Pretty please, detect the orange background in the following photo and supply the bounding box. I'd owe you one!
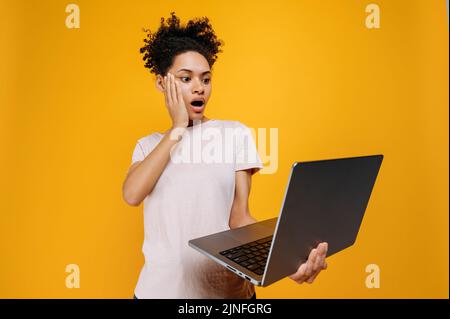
[0,0,448,298]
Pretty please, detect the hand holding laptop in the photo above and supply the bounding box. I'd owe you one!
[189,155,383,287]
[289,242,328,284]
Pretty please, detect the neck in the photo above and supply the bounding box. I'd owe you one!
[188,117,209,127]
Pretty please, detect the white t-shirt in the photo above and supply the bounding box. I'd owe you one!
[130,119,264,299]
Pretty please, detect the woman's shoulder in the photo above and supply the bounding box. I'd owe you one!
[213,119,248,129]
[135,131,164,149]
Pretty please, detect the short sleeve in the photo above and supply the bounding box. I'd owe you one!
[131,140,145,165]
[130,133,162,165]
[234,122,264,175]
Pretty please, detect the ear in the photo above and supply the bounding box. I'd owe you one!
[155,74,165,92]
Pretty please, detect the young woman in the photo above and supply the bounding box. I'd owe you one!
[122,12,328,299]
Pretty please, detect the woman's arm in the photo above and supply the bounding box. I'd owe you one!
[122,129,182,206]
[123,73,188,207]
[229,169,258,228]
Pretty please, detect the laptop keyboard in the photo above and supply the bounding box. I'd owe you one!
[219,236,273,276]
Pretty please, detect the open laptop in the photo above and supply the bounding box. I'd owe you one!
[188,154,384,286]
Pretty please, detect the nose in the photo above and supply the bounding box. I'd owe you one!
[192,78,205,94]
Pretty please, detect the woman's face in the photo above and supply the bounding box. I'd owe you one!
[156,51,212,122]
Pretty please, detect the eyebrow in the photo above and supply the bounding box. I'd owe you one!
[176,68,211,75]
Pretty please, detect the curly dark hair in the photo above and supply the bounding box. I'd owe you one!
[140,12,224,76]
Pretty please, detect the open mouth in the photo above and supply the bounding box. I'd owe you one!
[190,100,204,107]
